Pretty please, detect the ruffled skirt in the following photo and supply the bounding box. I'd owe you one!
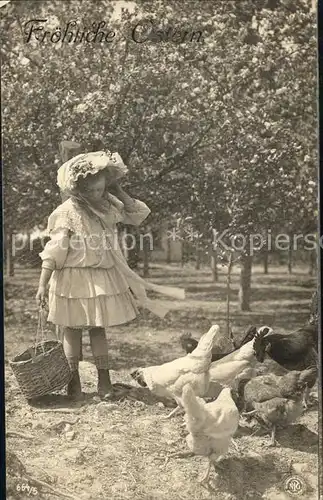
[47,267,139,327]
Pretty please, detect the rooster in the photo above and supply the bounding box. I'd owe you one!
[181,384,240,486]
[237,366,317,446]
[254,324,318,408]
[131,324,220,418]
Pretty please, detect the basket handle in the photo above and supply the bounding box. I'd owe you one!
[34,306,47,354]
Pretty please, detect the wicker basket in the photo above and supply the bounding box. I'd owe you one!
[9,340,72,399]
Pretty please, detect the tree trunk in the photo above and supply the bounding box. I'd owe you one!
[6,233,15,277]
[287,239,293,274]
[127,228,139,270]
[166,237,171,264]
[239,252,253,311]
[79,336,83,361]
[195,243,201,270]
[263,247,269,274]
[211,247,218,282]
[309,248,316,276]
[143,236,150,277]
[181,240,185,268]
[226,252,234,345]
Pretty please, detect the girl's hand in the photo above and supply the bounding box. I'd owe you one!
[108,182,121,196]
[36,285,48,308]
[109,183,135,209]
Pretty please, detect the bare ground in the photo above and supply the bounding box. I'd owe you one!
[4,264,321,500]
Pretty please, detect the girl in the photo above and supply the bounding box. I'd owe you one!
[36,151,184,401]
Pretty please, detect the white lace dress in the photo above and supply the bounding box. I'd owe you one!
[39,197,150,328]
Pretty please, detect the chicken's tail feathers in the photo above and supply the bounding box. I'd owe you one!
[191,324,220,357]
[298,365,318,388]
[240,325,258,346]
[180,333,199,354]
[180,332,192,340]
[235,378,250,412]
[252,330,267,363]
[130,369,147,388]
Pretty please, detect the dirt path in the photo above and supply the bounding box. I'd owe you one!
[5,265,320,500]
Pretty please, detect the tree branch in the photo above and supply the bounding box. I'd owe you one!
[129,119,233,189]
[1,46,42,69]
[125,82,179,163]
[110,37,130,125]
[124,102,151,163]
[187,43,314,99]
[149,121,216,183]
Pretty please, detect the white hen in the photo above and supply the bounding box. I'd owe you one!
[182,384,240,485]
[131,324,220,418]
[206,330,267,397]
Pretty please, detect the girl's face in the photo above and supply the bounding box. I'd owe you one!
[82,172,106,202]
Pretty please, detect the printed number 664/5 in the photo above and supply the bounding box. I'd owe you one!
[16,483,38,496]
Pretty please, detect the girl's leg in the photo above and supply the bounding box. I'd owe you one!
[63,327,83,400]
[89,327,113,399]
[63,327,82,369]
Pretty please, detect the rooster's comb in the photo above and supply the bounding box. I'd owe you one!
[258,326,273,336]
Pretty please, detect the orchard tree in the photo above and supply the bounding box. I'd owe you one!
[152,0,317,309]
[1,0,222,272]
[1,0,317,310]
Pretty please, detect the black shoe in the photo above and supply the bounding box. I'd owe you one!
[97,369,114,400]
[67,371,83,401]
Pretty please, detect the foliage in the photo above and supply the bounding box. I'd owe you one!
[1,0,317,265]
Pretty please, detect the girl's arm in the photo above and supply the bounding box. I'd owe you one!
[109,183,151,226]
[111,184,136,210]
[39,267,54,287]
[36,267,53,307]
[36,228,70,306]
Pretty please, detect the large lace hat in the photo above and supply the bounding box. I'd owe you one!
[57,150,128,192]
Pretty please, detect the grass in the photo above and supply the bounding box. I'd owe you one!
[4,263,320,500]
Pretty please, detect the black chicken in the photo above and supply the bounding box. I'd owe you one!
[255,325,317,370]
[180,325,258,362]
[253,322,318,409]
[253,291,319,408]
